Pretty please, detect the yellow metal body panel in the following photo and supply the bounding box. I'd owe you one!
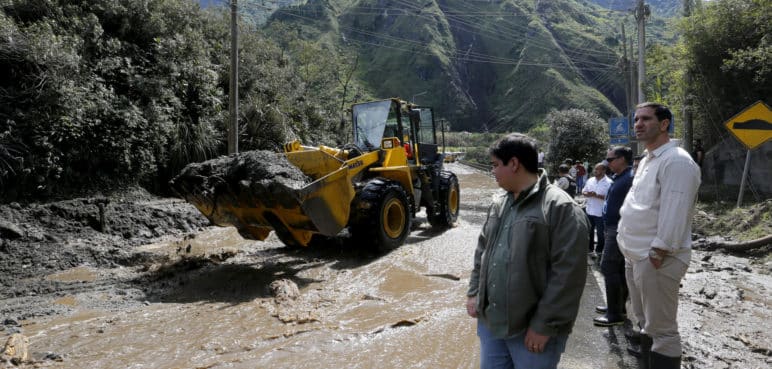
[213,143,388,246]
[203,139,416,247]
[373,138,414,192]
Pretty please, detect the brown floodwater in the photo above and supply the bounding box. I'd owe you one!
[19,164,642,369]
[20,165,498,369]
[14,163,770,369]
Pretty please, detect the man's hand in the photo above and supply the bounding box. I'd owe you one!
[649,247,667,269]
[525,328,550,353]
[466,296,477,318]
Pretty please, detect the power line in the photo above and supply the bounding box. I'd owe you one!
[245,2,618,71]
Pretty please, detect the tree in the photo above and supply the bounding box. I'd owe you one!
[545,109,609,174]
[680,0,771,147]
[0,0,355,200]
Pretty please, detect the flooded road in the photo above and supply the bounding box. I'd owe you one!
[18,163,638,368]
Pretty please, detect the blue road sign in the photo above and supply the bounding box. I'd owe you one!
[609,117,629,137]
[610,137,629,145]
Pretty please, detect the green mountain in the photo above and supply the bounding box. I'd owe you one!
[263,0,668,132]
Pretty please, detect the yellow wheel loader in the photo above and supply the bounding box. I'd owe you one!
[171,98,459,250]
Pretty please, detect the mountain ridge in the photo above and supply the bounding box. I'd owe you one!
[214,0,682,132]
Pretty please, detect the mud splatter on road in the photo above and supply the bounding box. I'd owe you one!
[0,164,769,368]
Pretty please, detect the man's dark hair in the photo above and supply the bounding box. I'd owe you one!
[611,146,633,165]
[636,102,673,129]
[488,133,539,173]
[558,164,570,174]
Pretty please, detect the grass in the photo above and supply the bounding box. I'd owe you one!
[694,199,772,241]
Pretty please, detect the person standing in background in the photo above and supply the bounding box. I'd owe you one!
[594,146,634,328]
[691,139,704,167]
[583,163,612,258]
[555,164,577,197]
[567,159,577,179]
[618,103,700,368]
[575,160,587,194]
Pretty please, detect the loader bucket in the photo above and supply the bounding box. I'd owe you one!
[171,148,363,247]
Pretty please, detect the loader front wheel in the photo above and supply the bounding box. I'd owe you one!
[351,179,411,250]
[428,171,459,229]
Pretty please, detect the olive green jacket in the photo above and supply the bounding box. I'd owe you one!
[467,171,589,337]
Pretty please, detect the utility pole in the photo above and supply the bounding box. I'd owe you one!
[629,35,639,153]
[629,37,636,108]
[635,0,648,103]
[682,0,694,152]
[228,0,239,154]
[621,24,630,119]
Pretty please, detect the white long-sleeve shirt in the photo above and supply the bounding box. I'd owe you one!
[617,141,701,264]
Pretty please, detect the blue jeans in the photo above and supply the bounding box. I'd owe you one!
[477,321,568,369]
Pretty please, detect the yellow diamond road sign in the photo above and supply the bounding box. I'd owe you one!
[724,101,772,150]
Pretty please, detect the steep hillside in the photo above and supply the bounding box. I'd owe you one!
[261,0,632,132]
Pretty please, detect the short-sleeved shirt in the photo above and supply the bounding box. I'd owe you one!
[584,175,612,217]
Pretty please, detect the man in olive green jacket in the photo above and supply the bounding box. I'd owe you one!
[466,133,589,369]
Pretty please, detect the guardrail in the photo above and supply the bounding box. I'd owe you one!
[458,160,492,175]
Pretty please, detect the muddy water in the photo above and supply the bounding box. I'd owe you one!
[20,164,499,368]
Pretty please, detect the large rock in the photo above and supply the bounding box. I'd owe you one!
[169,150,313,229]
[0,220,24,239]
[1,333,29,365]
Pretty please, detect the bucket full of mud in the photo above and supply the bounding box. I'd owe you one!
[170,147,366,247]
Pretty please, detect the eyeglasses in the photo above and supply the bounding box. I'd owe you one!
[605,157,619,162]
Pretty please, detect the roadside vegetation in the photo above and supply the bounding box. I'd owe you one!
[694,199,772,242]
[0,0,367,201]
[0,0,768,203]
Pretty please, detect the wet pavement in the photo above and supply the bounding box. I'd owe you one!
[17,163,641,368]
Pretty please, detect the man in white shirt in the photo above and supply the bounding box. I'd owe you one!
[582,163,612,257]
[618,102,700,369]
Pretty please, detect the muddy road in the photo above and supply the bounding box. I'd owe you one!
[2,163,770,368]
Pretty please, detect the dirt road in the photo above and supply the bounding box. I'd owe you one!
[1,163,769,368]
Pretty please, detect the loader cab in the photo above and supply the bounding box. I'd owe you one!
[408,107,440,165]
[352,99,401,152]
[351,99,440,165]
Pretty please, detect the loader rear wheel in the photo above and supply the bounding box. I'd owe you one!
[351,178,411,250]
[428,171,459,229]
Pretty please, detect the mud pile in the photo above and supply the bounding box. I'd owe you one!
[169,151,312,235]
[0,187,210,319]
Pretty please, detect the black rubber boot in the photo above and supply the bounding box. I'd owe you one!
[595,305,607,314]
[624,325,642,345]
[650,351,681,369]
[639,334,653,369]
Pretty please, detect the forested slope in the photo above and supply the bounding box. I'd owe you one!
[263,0,633,132]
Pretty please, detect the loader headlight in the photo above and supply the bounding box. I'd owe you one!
[382,139,394,149]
